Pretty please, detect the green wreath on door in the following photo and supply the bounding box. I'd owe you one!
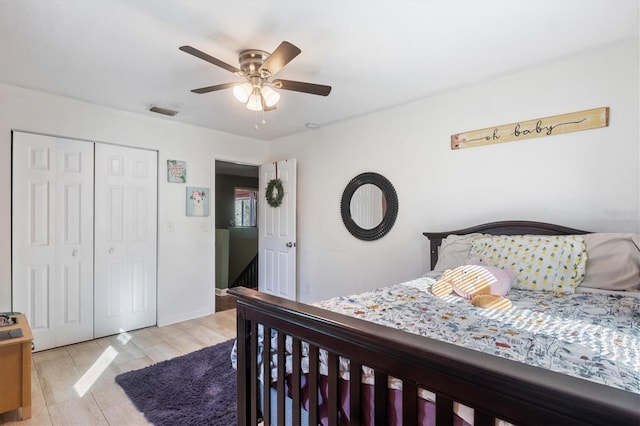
[265,178,284,207]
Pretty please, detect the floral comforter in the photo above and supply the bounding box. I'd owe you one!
[313,276,640,394]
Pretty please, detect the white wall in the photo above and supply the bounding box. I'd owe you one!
[270,38,640,303]
[0,84,269,324]
[2,38,638,319]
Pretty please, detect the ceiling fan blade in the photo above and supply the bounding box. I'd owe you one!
[191,82,236,94]
[179,45,241,74]
[273,79,332,96]
[259,41,301,77]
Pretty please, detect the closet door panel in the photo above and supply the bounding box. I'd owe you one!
[28,266,51,330]
[13,133,94,351]
[13,133,56,350]
[53,138,94,347]
[106,261,125,317]
[128,150,157,329]
[128,149,157,329]
[132,258,148,313]
[95,148,128,337]
[29,181,50,246]
[95,144,157,338]
[62,263,80,320]
[54,139,94,346]
[107,185,125,241]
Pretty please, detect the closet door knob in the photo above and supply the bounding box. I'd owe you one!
[108,247,115,254]
[72,250,78,257]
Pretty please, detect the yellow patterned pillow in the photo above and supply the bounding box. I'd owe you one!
[469,235,587,294]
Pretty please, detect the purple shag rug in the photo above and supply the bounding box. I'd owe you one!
[115,339,236,426]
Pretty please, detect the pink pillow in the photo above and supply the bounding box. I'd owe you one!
[463,258,515,296]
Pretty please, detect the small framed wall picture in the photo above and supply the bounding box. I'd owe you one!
[167,160,186,183]
[186,186,209,217]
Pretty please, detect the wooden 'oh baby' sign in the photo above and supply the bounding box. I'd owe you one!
[451,107,609,150]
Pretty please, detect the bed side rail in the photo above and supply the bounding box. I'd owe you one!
[230,287,639,426]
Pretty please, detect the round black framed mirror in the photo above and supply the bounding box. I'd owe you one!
[341,172,398,241]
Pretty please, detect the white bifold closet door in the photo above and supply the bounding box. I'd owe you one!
[12,132,95,351]
[13,133,158,351]
[94,144,157,338]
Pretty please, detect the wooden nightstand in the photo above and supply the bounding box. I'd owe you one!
[0,314,33,420]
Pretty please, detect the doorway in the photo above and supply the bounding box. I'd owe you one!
[214,160,259,312]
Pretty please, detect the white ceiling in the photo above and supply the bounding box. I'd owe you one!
[1,1,638,141]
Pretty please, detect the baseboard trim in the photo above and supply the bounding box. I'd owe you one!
[157,306,214,327]
[215,288,228,296]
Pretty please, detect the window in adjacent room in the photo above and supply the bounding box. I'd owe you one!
[234,188,258,227]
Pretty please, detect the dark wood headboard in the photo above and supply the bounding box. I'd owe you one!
[423,220,590,270]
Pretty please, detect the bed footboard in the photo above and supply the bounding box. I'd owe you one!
[230,287,638,426]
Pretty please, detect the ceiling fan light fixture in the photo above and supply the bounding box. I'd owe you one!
[246,90,263,111]
[261,86,280,107]
[233,83,252,103]
[180,41,332,120]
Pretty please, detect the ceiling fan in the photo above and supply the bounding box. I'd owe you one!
[179,41,331,112]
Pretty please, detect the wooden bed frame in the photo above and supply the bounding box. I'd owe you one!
[230,220,639,425]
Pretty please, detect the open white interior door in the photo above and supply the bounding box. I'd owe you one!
[259,159,297,300]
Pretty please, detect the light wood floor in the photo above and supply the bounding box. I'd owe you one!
[0,309,237,426]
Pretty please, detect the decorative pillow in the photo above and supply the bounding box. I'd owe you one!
[465,258,515,296]
[431,263,515,310]
[469,235,587,294]
[579,233,640,291]
[433,233,486,272]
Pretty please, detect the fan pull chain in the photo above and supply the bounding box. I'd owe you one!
[254,109,267,130]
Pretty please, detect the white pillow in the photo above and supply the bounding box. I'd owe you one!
[579,233,640,291]
[433,233,485,272]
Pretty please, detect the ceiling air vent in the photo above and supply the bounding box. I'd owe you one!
[149,106,178,116]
